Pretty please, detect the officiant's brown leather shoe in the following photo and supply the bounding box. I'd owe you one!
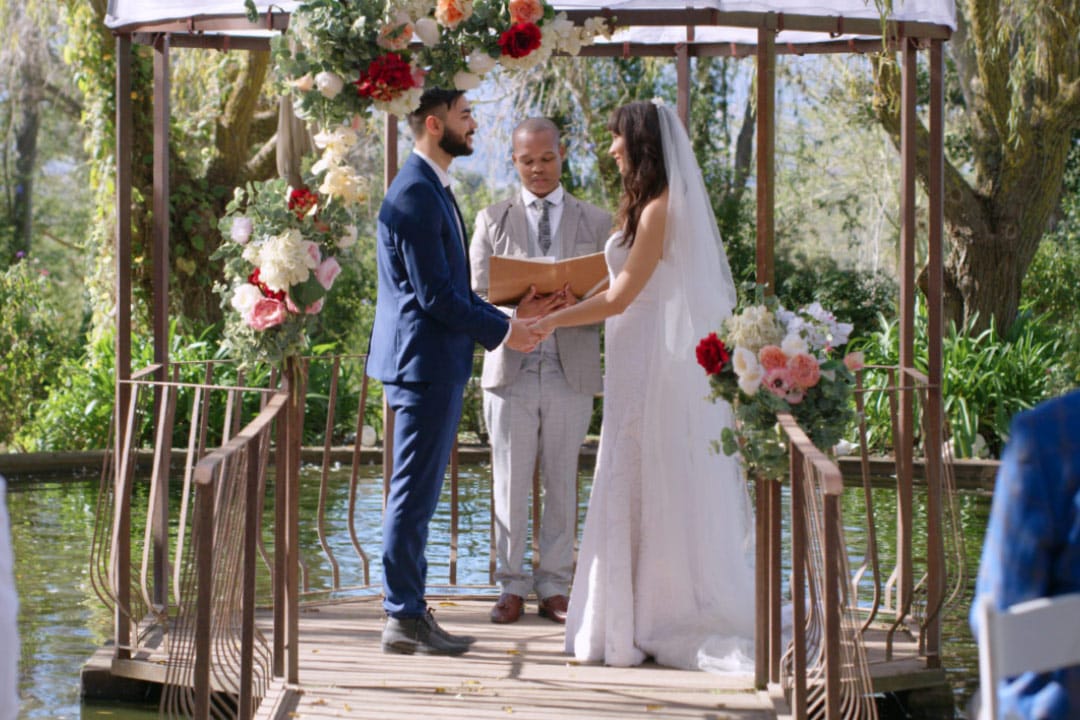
[490,593,524,624]
[538,594,569,624]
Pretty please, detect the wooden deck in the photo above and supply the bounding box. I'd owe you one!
[252,595,787,720]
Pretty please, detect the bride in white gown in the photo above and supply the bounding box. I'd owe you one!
[534,100,754,671]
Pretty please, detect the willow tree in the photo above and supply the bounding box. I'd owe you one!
[873,0,1080,332]
[67,1,278,331]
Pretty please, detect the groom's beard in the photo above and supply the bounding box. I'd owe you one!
[440,127,474,157]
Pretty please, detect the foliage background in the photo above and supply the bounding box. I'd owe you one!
[0,4,1078,456]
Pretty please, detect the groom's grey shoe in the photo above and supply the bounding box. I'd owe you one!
[382,609,474,655]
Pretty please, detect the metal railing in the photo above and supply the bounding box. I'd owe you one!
[93,354,956,719]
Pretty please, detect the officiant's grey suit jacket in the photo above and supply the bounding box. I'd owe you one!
[469,193,610,395]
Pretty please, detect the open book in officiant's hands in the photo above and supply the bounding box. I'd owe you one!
[488,252,609,305]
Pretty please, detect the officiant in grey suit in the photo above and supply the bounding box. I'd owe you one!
[469,118,611,625]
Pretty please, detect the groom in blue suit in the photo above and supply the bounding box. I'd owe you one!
[368,88,543,655]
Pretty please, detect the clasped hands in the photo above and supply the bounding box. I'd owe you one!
[505,284,575,353]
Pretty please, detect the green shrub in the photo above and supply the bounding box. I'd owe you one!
[853,297,1062,458]
[0,256,80,449]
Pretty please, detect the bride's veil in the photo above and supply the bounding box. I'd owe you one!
[636,101,755,672]
[654,101,737,341]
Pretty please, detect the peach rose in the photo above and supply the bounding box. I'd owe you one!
[758,344,788,371]
[377,15,414,51]
[843,351,865,372]
[787,353,821,389]
[509,0,545,24]
[435,0,473,29]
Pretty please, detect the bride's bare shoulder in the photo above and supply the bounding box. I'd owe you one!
[640,190,669,226]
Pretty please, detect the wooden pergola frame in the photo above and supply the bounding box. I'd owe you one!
[110,3,950,690]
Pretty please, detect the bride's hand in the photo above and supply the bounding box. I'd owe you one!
[516,285,566,319]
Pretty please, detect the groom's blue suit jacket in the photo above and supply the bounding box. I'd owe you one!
[368,153,509,385]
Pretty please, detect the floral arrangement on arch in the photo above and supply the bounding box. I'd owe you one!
[213,126,368,368]
[695,286,864,481]
[261,0,613,123]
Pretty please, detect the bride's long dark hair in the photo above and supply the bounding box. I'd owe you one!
[609,101,667,247]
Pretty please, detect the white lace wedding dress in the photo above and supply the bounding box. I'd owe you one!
[563,231,757,672]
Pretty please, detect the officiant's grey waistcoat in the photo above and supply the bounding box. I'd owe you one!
[469,193,610,395]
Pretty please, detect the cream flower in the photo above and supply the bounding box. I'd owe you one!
[314,71,345,99]
[414,17,440,46]
[258,228,318,291]
[781,333,809,358]
[466,49,497,75]
[453,70,481,90]
[337,224,358,249]
[319,165,368,206]
[291,73,315,92]
[732,346,760,378]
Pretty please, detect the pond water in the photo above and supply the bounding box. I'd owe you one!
[6,464,990,719]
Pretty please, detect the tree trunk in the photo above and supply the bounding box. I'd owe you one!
[871,34,1080,334]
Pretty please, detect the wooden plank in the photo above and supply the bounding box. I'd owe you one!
[253,596,777,720]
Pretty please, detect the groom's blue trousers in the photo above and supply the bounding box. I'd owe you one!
[381,380,465,617]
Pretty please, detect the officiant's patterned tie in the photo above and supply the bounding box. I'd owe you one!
[537,198,552,255]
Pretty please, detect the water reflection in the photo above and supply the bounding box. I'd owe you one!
[7,466,990,718]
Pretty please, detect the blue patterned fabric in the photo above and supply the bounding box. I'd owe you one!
[971,390,1080,719]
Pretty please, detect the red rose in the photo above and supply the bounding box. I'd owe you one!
[288,186,317,219]
[247,268,286,301]
[498,22,542,59]
[696,332,731,375]
[354,53,420,102]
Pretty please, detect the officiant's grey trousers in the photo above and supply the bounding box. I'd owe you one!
[484,356,593,599]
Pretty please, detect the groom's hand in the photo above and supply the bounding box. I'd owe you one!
[505,315,546,352]
[515,285,569,319]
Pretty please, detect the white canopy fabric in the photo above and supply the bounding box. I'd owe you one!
[106,0,956,36]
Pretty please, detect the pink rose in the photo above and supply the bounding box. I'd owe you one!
[286,296,325,315]
[787,353,821,389]
[509,0,545,24]
[303,240,321,266]
[247,297,288,330]
[315,257,341,290]
[844,351,865,372]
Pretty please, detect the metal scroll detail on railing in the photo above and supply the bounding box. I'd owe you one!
[160,391,288,719]
[776,413,877,720]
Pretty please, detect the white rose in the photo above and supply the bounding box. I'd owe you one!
[453,71,481,90]
[737,370,763,397]
[230,283,263,317]
[732,346,760,378]
[414,17,440,46]
[314,71,345,99]
[466,49,496,75]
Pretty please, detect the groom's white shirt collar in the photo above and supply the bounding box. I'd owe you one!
[412,149,452,188]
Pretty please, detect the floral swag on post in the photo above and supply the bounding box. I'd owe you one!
[264,0,613,123]
[214,126,366,368]
[696,287,864,481]
[216,0,612,369]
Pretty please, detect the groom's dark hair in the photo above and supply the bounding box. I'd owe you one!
[407,88,466,137]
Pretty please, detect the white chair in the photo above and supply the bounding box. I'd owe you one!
[977,592,1080,720]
